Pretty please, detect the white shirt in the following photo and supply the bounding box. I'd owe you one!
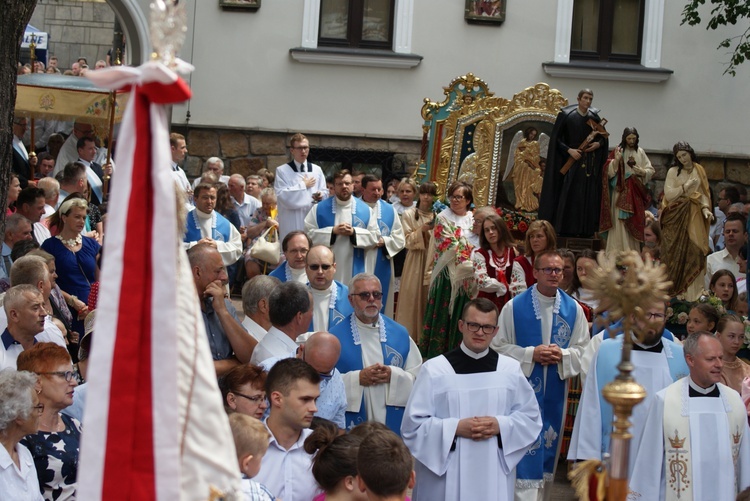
[254,425,320,501]
[232,193,261,228]
[310,285,333,332]
[33,222,51,245]
[250,326,298,365]
[0,442,44,501]
[706,247,743,289]
[241,316,268,343]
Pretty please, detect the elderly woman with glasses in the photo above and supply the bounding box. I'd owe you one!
[220,364,268,420]
[0,369,44,500]
[17,343,81,501]
[420,181,477,360]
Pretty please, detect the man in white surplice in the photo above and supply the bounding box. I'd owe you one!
[183,184,243,267]
[568,302,688,477]
[360,175,405,318]
[629,332,750,501]
[328,273,421,434]
[491,250,589,501]
[275,133,328,241]
[402,298,542,501]
[305,170,379,286]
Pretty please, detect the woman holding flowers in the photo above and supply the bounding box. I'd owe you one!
[420,181,476,359]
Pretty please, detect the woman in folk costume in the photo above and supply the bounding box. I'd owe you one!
[472,213,516,312]
[396,182,436,343]
[660,141,712,301]
[420,181,476,359]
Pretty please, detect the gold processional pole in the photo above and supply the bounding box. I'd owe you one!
[569,251,671,501]
[28,33,37,179]
[102,90,117,205]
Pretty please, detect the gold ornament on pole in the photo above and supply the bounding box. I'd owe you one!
[568,251,671,501]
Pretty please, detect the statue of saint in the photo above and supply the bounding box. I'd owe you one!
[660,141,712,300]
[599,127,654,253]
[503,126,548,212]
[538,89,608,237]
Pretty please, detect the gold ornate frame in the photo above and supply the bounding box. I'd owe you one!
[417,75,567,208]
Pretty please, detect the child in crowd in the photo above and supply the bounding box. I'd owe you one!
[228,413,276,501]
[686,303,720,335]
[357,429,415,501]
[304,423,367,501]
[709,269,740,313]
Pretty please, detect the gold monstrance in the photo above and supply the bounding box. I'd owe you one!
[569,251,671,501]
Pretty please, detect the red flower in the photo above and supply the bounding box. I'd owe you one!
[518,221,528,232]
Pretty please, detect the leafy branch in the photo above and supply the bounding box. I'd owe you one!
[682,0,750,75]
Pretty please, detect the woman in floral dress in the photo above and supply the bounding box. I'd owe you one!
[420,181,476,359]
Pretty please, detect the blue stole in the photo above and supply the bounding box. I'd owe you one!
[316,197,371,279]
[330,313,410,435]
[513,286,578,484]
[269,263,291,282]
[372,200,395,312]
[594,334,688,455]
[183,210,232,243]
[308,281,354,331]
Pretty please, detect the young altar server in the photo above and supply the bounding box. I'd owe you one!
[401,298,542,500]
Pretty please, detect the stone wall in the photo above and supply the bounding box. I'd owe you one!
[29,0,116,70]
[171,125,748,200]
[170,127,423,182]
[645,152,750,201]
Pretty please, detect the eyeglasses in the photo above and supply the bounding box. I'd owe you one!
[308,264,333,271]
[450,195,466,201]
[292,146,310,151]
[34,403,45,415]
[232,391,266,403]
[352,291,383,300]
[464,321,497,335]
[536,267,563,276]
[646,312,666,321]
[39,371,75,382]
[318,370,334,382]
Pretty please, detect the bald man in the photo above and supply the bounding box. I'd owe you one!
[306,245,353,332]
[260,331,347,428]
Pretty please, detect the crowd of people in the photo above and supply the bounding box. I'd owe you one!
[4,106,750,501]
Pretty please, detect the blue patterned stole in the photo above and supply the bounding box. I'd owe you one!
[373,200,395,311]
[308,281,354,331]
[316,197,371,278]
[330,313,410,435]
[269,263,291,282]
[595,334,688,454]
[184,210,232,243]
[513,286,577,484]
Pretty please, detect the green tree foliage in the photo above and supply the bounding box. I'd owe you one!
[682,0,750,75]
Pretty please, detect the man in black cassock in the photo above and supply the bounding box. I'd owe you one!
[538,89,608,238]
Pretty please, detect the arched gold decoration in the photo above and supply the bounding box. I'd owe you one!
[416,78,568,208]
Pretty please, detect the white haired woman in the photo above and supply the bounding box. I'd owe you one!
[0,369,44,500]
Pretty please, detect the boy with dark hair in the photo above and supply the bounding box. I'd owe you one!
[357,429,415,500]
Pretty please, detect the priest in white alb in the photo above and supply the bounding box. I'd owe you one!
[305,245,353,332]
[329,273,421,434]
[274,133,328,241]
[360,174,405,318]
[491,250,589,501]
[568,302,688,476]
[183,183,243,267]
[629,331,750,500]
[305,170,379,286]
[402,298,542,501]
